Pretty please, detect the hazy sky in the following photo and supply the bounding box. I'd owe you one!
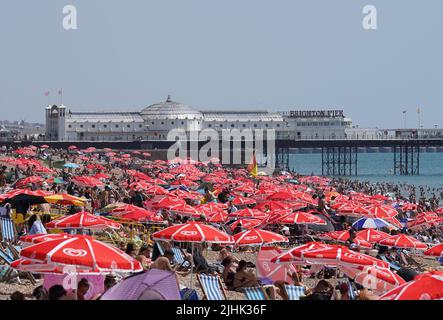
[0,0,442,128]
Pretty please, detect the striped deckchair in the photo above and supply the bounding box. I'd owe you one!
[379,255,401,271]
[284,285,306,300]
[243,287,269,300]
[156,241,165,256]
[0,217,17,242]
[197,274,227,300]
[0,245,36,285]
[172,247,191,269]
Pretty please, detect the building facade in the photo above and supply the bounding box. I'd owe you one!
[45,96,353,142]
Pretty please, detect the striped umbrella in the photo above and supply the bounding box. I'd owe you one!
[352,217,395,230]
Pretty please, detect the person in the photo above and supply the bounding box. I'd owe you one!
[338,282,351,300]
[136,244,152,270]
[301,280,334,300]
[10,291,25,300]
[232,260,260,291]
[274,269,307,300]
[221,256,237,290]
[27,214,47,235]
[48,285,70,300]
[125,243,137,258]
[227,201,238,214]
[77,278,90,300]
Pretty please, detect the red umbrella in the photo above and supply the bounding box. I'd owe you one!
[229,208,268,219]
[277,211,327,225]
[152,196,185,208]
[255,201,291,211]
[93,173,110,180]
[206,211,229,223]
[302,245,388,268]
[232,196,256,206]
[356,229,390,243]
[266,191,297,201]
[378,234,427,250]
[340,265,406,294]
[119,210,164,223]
[320,230,372,248]
[168,203,202,217]
[271,242,334,264]
[152,221,233,243]
[366,205,398,218]
[15,176,45,188]
[233,229,288,246]
[230,218,263,231]
[196,203,226,215]
[424,243,443,257]
[379,271,443,300]
[256,247,299,284]
[144,177,167,185]
[11,258,95,274]
[145,185,170,195]
[46,212,121,230]
[408,216,440,231]
[20,233,72,245]
[20,235,142,273]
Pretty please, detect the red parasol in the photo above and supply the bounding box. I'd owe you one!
[233,229,288,246]
[378,234,428,250]
[46,212,121,230]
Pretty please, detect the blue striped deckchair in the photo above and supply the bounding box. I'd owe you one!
[348,281,357,300]
[0,248,13,264]
[0,217,17,242]
[243,287,269,300]
[0,245,36,285]
[172,247,191,268]
[156,241,165,256]
[284,285,306,300]
[380,255,401,271]
[197,274,227,300]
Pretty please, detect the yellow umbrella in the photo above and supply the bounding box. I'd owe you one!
[44,194,87,207]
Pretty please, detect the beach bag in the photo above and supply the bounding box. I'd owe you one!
[180,288,199,300]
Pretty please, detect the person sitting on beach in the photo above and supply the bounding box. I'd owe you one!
[221,256,237,290]
[301,280,334,300]
[232,260,260,291]
[274,269,308,300]
[77,278,90,300]
[136,244,152,270]
[27,214,47,235]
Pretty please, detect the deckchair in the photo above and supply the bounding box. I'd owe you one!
[0,244,37,285]
[197,274,228,300]
[171,246,191,270]
[243,287,269,300]
[0,217,17,242]
[284,285,306,300]
[379,255,401,271]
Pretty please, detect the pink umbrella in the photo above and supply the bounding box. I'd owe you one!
[256,246,299,285]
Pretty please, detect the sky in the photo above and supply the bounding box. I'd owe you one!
[0,0,442,128]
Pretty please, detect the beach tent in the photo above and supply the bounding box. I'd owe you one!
[101,269,181,300]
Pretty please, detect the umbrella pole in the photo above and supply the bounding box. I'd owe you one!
[190,242,194,289]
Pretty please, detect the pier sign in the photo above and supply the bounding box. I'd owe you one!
[288,110,344,118]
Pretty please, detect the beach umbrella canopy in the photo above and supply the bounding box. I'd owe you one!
[340,265,406,294]
[206,211,229,223]
[228,208,268,219]
[44,194,86,207]
[15,176,45,188]
[20,233,72,245]
[378,234,428,250]
[424,243,443,257]
[46,212,121,230]
[379,271,443,300]
[232,196,256,206]
[270,242,334,264]
[366,205,398,219]
[20,235,142,273]
[195,203,226,216]
[152,196,185,208]
[255,201,291,211]
[119,211,164,223]
[229,218,263,231]
[408,216,441,231]
[302,245,388,268]
[152,221,233,243]
[168,203,202,217]
[256,246,299,285]
[320,230,373,248]
[277,211,327,225]
[356,229,390,243]
[233,229,288,246]
[352,217,395,230]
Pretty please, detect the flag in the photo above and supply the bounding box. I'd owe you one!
[247,151,258,178]
[44,91,50,97]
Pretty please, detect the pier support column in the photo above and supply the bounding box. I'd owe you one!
[393,144,420,175]
[321,146,358,176]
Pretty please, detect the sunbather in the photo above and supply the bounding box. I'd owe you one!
[232,260,260,291]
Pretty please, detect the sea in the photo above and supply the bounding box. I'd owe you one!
[288,152,443,189]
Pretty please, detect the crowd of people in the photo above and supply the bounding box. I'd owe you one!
[0,145,442,300]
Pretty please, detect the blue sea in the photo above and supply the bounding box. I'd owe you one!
[288,152,443,189]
